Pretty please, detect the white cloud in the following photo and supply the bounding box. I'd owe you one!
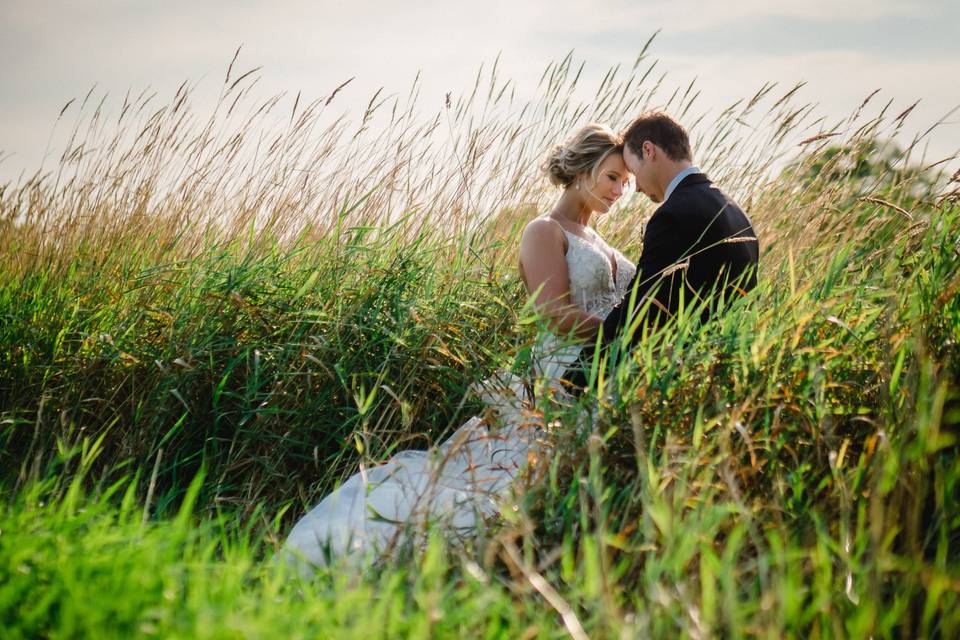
[627,0,910,31]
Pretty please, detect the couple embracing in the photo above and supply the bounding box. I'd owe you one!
[285,112,759,570]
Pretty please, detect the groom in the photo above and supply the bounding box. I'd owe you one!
[568,111,759,389]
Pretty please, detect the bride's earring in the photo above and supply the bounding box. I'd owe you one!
[574,181,580,190]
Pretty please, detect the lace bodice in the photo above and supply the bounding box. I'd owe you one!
[562,228,636,318]
[527,226,636,379]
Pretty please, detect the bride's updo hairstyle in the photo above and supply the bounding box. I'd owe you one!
[543,123,622,188]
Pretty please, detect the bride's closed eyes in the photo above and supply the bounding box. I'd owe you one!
[605,171,628,185]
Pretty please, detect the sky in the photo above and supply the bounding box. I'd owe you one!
[2,0,958,185]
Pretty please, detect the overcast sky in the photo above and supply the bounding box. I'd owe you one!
[2,0,958,184]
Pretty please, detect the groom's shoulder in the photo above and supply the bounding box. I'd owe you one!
[667,175,744,216]
[673,173,719,201]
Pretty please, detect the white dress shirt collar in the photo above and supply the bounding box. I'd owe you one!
[663,166,701,202]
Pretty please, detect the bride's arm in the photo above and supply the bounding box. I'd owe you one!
[518,219,602,339]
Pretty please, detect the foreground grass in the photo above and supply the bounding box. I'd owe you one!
[2,49,959,637]
[2,473,570,639]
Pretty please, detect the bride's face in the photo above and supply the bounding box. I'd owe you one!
[579,152,628,214]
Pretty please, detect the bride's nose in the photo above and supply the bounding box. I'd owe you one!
[612,181,623,198]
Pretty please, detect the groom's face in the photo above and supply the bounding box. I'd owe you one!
[624,144,661,203]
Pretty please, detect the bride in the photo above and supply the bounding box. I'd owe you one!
[283,123,636,570]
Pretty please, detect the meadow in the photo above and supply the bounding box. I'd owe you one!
[1,49,959,638]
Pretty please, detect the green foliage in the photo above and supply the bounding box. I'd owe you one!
[0,227,522,514]
[0,474,558,639]
[1,51,959,637]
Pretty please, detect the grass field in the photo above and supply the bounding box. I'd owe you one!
[1,52,959,638]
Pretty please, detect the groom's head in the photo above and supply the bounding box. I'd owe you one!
[622,112,693,203]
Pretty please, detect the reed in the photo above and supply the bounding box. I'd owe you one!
[1,44,958,637]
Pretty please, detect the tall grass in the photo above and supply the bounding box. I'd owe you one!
[1,43,959,637]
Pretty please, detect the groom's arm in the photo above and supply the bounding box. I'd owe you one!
[600,212,690,341]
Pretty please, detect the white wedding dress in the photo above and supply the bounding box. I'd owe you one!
[283,225,636,570]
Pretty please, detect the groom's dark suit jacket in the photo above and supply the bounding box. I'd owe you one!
[567,172,759,388]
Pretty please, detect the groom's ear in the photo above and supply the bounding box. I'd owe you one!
[637,141,649,161]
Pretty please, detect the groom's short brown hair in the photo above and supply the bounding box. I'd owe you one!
[622,112,692,162]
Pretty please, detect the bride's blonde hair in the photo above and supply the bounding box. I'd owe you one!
[542,123,622,188]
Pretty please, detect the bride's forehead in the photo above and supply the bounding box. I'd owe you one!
[600,152,627,172]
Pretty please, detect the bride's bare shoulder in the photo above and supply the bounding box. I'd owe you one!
[521,216,565,247]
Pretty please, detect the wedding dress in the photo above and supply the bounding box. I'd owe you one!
[283,225,636,570]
